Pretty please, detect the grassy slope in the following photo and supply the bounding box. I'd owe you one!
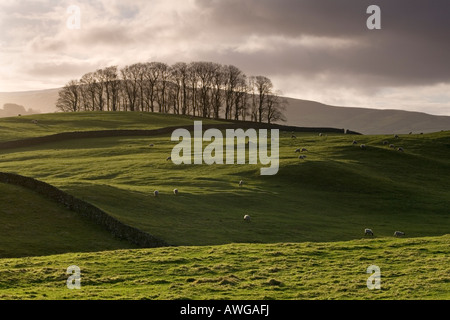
[0,182,136,258]
[0,112,226,142]
[0,235,448,300]
[0,112,449,300]
[0,121,448,246]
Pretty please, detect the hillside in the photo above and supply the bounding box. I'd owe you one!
[0,182,136,258]
[0,112,448,248]
[0,235,448,300]
[283,98,450,135]
[0,111,448,301]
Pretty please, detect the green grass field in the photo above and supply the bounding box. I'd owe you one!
[0,182,136,258]
[0,112,448,300]
[0,235,448,300]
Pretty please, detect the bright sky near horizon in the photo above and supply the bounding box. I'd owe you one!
[0,0,449,115]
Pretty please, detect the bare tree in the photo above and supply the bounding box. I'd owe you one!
[56,80,80,112]
[171,62,189,115]
[80,72,98,111]
[266,90,287,124]
[120,64,142,112]
[254,76,273,123]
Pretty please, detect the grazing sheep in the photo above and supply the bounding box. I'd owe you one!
[243,214,251,222]
[149,144,154,147]
[383,141,389,145]
[389,144,395,149]
[360,144,367,150]
[173,188,178,195]
[364,228,374,236]
[298,155,307,160]
[352,140,358,145]
[153,190,159,197]
[239,180,244,187]
[301,147,308,152]
[409,132,412,135]
[291,134,296,139]
[398,147,404,152]
[295,148,301,153]
[166,156,172,161]
[420,132,424,135]
[394,231,405,237]
[31,120,38,124]
[319,133,323,137]
[394,134,399,139]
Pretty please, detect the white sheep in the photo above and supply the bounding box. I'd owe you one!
[394,134,399,139]
[301,147,308,152]
[398,147,404,152]
[389,144,395,149]
[173,188,178,195]
[295,148,301,153]
[243,214,251,222]
[153,190,159,197]
[394,231,405,237]
[291,134,297,139]
[319,133,323,137]
[239,180,244,187]
[31,120,38,124]
[352,140,358,145]
[364,228,374,236]
[360,144,367,150]
[298,155,307,160]
[383,141,389,145]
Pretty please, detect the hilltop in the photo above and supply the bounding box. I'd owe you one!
[1,89,450,134]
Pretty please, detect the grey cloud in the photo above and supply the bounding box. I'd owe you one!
[193,0,450,87]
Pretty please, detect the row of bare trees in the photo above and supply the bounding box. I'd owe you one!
[56,61,287,123]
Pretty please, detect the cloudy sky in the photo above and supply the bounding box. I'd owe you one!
[1,0,449,115]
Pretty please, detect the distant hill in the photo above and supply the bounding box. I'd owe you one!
[282,98,450,135]
[0,88,60,115]
[1,88,449,134]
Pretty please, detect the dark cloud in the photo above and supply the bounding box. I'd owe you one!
[195,0,450,87]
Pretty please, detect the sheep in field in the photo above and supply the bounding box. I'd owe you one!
[383,141,389,145]
[398,147,404,152]
[243,215,251,222]
[364,228,374,236]
[295,148,301,153]
[394,231,405,237]
[298,155,307,160]
[173,189,178,195]
[352,140,358,145]
[301,147,308,152]
[360,144,367,150]
[166,156,172,161]
[389,144,395,149]
[239,180,244,187]
[153,190,159,197]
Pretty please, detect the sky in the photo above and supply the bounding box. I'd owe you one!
[1,0,450,115]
